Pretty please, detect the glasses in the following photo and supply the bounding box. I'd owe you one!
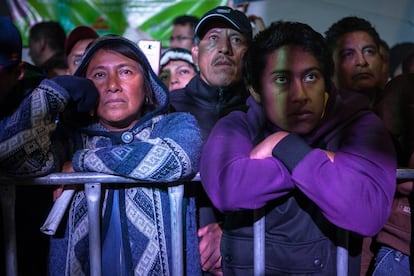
[169,35,193,43]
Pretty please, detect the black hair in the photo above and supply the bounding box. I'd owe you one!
[172,15,199,30]
[244,21,334,93]
[402,51,414,74]
[29,21,66,52]
[325,16,381,54]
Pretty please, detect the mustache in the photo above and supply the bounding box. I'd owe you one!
[211,56,235,66]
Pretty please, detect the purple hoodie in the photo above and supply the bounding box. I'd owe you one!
[200,89,396,236]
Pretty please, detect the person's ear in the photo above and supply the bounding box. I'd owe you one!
[191,45,199,67]
[15,62,25,81]
[248,85,261,103]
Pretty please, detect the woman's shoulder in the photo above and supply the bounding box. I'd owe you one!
[151,112,201,135]
[160,111,198,124]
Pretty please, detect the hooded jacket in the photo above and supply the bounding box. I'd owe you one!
[48,35,203,276]
[200,88,396,275]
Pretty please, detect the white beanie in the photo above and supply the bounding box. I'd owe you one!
[160,47,196,69]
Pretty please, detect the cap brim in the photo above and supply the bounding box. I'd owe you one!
[195,15,243,39]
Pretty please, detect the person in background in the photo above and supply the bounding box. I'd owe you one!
[169,15,199,50]
[228,0,266,36]
[325,16,411,275]
[325,16,384,106]
[371,73,414,276]
[48,34,203,275]
[28,21,67,77]
[402,50,414,74]
[159,47,198,91]
[65,25,99,75]
[379,39,391,88]
[169,6,252,275]
[0,16,98,275]
[200,20,396,275]
[389,42,414,78]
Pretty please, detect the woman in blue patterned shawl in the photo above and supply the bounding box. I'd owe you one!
[48,35,203,276]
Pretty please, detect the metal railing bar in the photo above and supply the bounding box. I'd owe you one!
[85,183,102,276]
[0,172,200,186]
[1,169,413,276]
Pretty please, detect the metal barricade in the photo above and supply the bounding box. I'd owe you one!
[252,169,411,276]
[0,172,200,276]
[1,169,412,276]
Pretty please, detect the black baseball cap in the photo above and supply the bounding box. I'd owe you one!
[195,6,252,40]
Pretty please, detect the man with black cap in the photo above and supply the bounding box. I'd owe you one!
[169,5,253,275]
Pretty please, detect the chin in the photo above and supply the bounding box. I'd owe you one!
[293,124,317,135]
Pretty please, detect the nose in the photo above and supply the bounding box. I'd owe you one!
[169,78,180,90]
[355,52,368,67]
[291,80,309,103]
[170,72,179,85]
[107,74,121,93]
[218,37,233,55]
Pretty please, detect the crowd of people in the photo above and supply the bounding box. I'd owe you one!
[1,1,414,275]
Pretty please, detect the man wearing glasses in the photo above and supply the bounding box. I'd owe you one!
[169,15,199,51]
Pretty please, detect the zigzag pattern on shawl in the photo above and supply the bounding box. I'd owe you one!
[126,137,191,182]
[66,191,90,276]
[0,84,66,176]
[64,184,171,275]
[126,187,170,275]
[78,115,192,182]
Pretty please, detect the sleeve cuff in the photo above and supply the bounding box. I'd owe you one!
[272,133,313,172]
[72,150,86,172]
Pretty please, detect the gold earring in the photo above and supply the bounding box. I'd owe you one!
[321,92,329,119]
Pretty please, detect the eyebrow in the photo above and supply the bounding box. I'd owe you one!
[340,43,377,52]
[270,66,322,76]
[90,63,137,70]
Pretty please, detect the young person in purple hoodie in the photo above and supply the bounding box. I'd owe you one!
[200,21,396,275]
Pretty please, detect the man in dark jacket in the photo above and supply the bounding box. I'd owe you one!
[325,16,409,275]
[169,6,252,275]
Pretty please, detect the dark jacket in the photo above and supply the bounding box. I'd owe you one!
[170,75,248,142]
[170,75,249,228]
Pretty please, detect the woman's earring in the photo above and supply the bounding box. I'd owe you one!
[321,92,329,119]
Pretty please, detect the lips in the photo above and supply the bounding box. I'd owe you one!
[290,110,313,121]
[103,98,126,105]
[352,72,373,80]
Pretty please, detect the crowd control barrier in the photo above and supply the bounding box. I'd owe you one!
[1,169,413,276]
